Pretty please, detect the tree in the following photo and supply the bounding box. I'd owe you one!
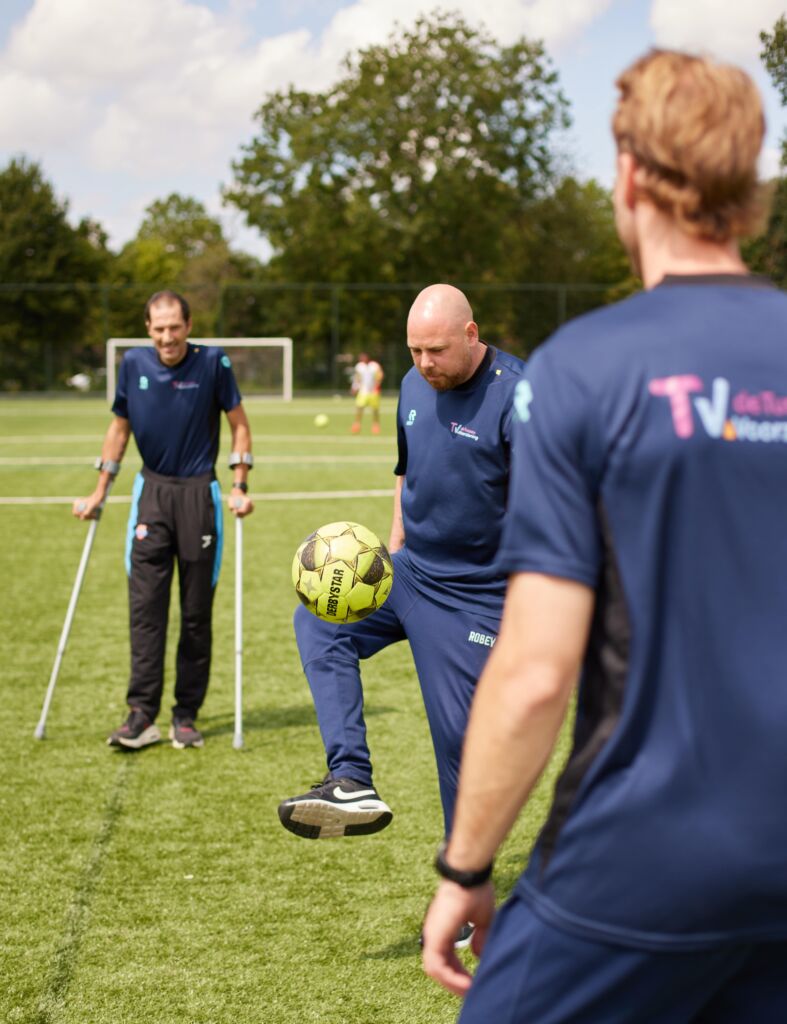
[137,193,226,261]
[224,13,570,375]
[0,157,110,390]
[228,13,568,279]
[761,15,787,158]
[746,17,787,285]
[109,194,260,337]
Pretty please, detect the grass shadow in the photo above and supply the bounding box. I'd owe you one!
[362,934,422,961]
[200,702,397,738]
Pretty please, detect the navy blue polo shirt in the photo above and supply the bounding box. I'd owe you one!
[499,274,787,949]
[395,345,525,611]
[112,344,242,477]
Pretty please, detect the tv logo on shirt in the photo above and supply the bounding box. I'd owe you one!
[649,375,787,443]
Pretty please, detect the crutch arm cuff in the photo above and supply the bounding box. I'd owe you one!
[94,456,121,476]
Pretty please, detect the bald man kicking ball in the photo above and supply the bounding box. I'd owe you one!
[278,285,525,868]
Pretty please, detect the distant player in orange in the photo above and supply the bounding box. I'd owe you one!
[350,353,384,434]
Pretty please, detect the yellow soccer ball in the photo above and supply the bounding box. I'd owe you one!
[292,521,394,623]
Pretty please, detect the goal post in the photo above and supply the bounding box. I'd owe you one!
[106,338,293,404]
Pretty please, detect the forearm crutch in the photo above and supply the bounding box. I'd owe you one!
[35,480,114,740]
[233,507,244,750]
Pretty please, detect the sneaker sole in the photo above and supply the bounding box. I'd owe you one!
[278,797,393,839]
[168,726,204,749]
[110,725,161,750]
[419,924,475,950]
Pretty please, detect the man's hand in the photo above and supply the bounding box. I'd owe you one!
[72,491,106,520]
[229,493,254,517]
[421,879,496,997]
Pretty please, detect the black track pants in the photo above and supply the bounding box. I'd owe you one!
[125,468,223,721]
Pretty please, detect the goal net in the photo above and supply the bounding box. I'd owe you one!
[105,338,293,404]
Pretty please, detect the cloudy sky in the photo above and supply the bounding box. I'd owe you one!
[0,0,784,258]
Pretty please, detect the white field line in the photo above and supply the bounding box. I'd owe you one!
[0,454,391,466]
[0,400,397,418]
[0,433,393,446]
[0,489,395,507]
[0,434,103,443]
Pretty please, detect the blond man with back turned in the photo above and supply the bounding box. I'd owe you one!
[423,50,787,1023]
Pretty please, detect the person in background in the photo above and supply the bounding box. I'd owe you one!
[74,290,254,750]
[350,352,384,434]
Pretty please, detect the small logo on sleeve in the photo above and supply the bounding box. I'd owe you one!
[513,379,533,423]
[138,376,149,391]
[221,355,231,368]
[135,524,149,540]
[201,535,213,549]
[406,409,417,426]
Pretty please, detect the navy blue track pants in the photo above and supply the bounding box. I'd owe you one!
[293,550,501,834]
[459,892,787,1024]
[125,468,223,721]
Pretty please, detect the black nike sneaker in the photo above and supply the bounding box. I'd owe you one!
[278,774,393,839]
[419,922,475,950]
[453,922,475,949]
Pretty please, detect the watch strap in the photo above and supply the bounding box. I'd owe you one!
[435,841,493,888]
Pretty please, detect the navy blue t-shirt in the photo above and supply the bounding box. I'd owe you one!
[112,344,242,477]
[395,345,525,611]
[499,275,787,949]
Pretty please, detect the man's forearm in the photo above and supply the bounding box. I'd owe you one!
[227,405,253,486]
[388,475,405,551]
[96,418,130,495]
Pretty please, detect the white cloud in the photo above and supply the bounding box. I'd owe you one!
[650,0,785,66]
[0,69,88,151]
[1,0,780,250]
[760,143,783,181]
[0,0,615,247]
[318,0,615,64]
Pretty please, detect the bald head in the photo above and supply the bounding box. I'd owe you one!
[408,284,473,334]
[406,284,484,391]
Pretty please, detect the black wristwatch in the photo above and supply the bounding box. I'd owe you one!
[231,481,248,493]
[435,841,493,888]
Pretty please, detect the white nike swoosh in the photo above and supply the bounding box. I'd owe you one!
[333,786,376,801]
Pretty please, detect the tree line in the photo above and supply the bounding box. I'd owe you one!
[1,13,785,391]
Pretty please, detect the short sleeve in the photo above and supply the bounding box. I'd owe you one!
[111,354,129,419]
[497,345,602,587]
[215,349,242,411]
[394,394,407,476]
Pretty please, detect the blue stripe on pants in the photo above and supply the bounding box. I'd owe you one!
[210,479,223,587]
[125,472,145,576]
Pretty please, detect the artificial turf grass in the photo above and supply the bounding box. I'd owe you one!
[1,398,570,1024]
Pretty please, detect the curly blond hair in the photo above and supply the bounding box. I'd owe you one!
[613,50,767,241]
